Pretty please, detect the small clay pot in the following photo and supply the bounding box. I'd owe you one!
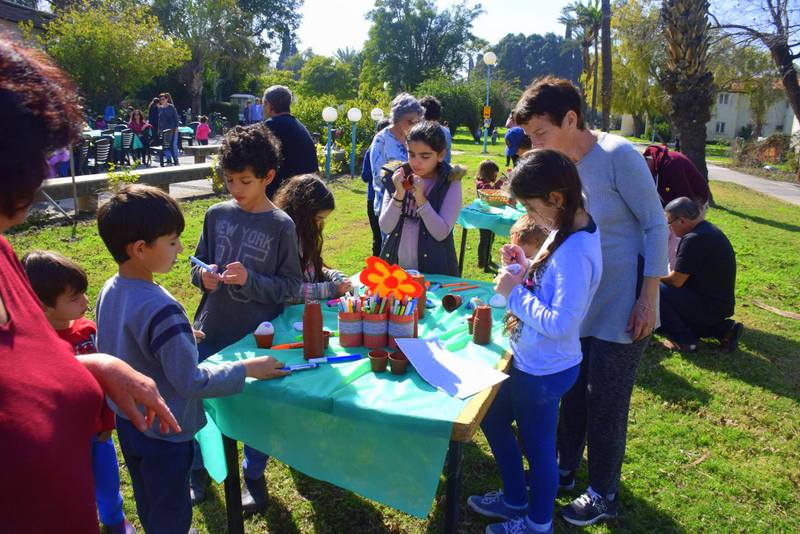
[322,330,332,349]
[473,305,493,345]
[442,293,463,312]
[369,350,389,372]
[254,333,274,349]
[389,350,409,375]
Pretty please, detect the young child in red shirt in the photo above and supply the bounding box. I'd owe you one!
[22,250,134,534]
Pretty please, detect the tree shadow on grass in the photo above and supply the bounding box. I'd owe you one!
[636,343,712,411]
[289,467,389,534]
[678,326,800,404]
[713,204,800,233]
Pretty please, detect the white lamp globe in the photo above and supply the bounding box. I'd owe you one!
[370,108,385,122]
[483,51,497,66]
[347,107,362,122]
[322,106,338,123]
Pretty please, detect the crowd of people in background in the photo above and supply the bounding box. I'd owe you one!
[1,35,743,534]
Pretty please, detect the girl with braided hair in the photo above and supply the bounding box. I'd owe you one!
[466,149,603,534]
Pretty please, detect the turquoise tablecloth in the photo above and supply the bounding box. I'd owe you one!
[456,199,526,237]
[196,273,510,518]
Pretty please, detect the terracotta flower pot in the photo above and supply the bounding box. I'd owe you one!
[322,330,332,349]
[369,350,389,372]
[473,305,493,345]
[254,333,274,349]
[442,293,463,312]
[389,350,409,375]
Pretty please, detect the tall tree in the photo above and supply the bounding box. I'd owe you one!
[28,0,189,111]
[299,55,357,99]
[560,0,602,123]
[152,0,254,114]
[662,0,714,179]
[600,0,612,130]
[710,1,800,144]
[361,0,483,92]
[493,32,582,87]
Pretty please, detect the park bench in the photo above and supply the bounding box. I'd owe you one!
[183,143,222,164]
[39,162,216,211]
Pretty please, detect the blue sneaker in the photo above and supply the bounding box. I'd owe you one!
[467,490,527,520]
[485,516,553,534]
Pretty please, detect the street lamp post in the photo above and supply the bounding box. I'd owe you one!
[482,51,497,154]
[370,107,385,132]
[322,106,338,179]
[347,107,362,177]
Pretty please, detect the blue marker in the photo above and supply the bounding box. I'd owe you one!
[280,362,319,372]
[189,255,215,273]
[308,354,362,364]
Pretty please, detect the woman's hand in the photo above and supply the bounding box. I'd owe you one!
[335,279,353,296]
[78,354,180,434]
[242,356,290,380]
[626,277,659,341]
[494,263,526,298]
[222,262,248,286]
[500,244,528,270]
[200,265,221,291]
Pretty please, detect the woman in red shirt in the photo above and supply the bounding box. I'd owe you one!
[0,38,179,533]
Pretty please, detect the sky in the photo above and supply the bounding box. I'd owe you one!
[295,0,573,57]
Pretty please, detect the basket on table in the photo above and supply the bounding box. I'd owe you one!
[477,189,512,208]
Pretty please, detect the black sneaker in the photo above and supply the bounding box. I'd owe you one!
[524,468,574,491]
[561,492,618,526]
[189,469,209,506]
[720,322,743,353]
[241,475,268,515]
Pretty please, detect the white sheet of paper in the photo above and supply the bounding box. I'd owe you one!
[396,337,508,399]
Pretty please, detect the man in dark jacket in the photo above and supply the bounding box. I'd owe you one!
[157,93,180,165]
[262,85,319,198]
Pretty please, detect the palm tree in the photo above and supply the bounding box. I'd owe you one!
[560,0,602,126]
[661,0,714,182]
[600,0,612,131]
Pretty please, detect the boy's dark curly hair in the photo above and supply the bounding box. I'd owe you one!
[219,124,282,178]
[0,38,84,218]
[273,174,335,282]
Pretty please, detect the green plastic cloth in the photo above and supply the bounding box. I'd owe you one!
[196,274,510,518]
[456,199,526,237]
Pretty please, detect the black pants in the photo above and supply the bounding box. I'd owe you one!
[198,139,208,145]
[658,283,731,345]
[556,336,649,498]
[478,229,495,267]
[367,198,382,257]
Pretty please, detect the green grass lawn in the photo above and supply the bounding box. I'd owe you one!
[7,130,800,533]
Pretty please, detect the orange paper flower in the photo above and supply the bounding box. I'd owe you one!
[360,256,423,299]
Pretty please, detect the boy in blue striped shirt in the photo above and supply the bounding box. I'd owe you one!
[95,184,288,534]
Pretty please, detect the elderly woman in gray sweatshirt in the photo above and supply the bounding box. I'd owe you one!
[369,93,425,219]
[512,77,668,528]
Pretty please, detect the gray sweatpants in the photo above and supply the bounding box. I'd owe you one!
[556,336,649,497]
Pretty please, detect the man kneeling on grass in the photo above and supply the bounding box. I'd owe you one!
[658,197,743,352]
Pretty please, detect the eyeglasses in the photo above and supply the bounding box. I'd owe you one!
[667,217,681,225]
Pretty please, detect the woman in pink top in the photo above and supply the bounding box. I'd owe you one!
[127,109,148,135]
[196,115,211,145]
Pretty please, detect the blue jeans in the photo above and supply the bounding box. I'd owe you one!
[116,416,193,534]
[192,441,269,481]
[481,364,580,524]
[92,435,124,526]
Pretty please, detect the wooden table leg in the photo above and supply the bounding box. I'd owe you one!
[444,440,464,534]
[223,435,245,534]
[458,227,468,276]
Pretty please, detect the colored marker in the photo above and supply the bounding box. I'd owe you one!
[307,354,362,364]
[189,256,215,273]
[280,362,319,372]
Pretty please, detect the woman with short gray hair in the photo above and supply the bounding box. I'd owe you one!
[368,93,424,219]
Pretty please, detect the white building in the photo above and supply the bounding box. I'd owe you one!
[620,88,798,140]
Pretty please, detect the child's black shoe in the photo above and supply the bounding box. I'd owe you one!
[241,475,268,515]
[189,468,209,505]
